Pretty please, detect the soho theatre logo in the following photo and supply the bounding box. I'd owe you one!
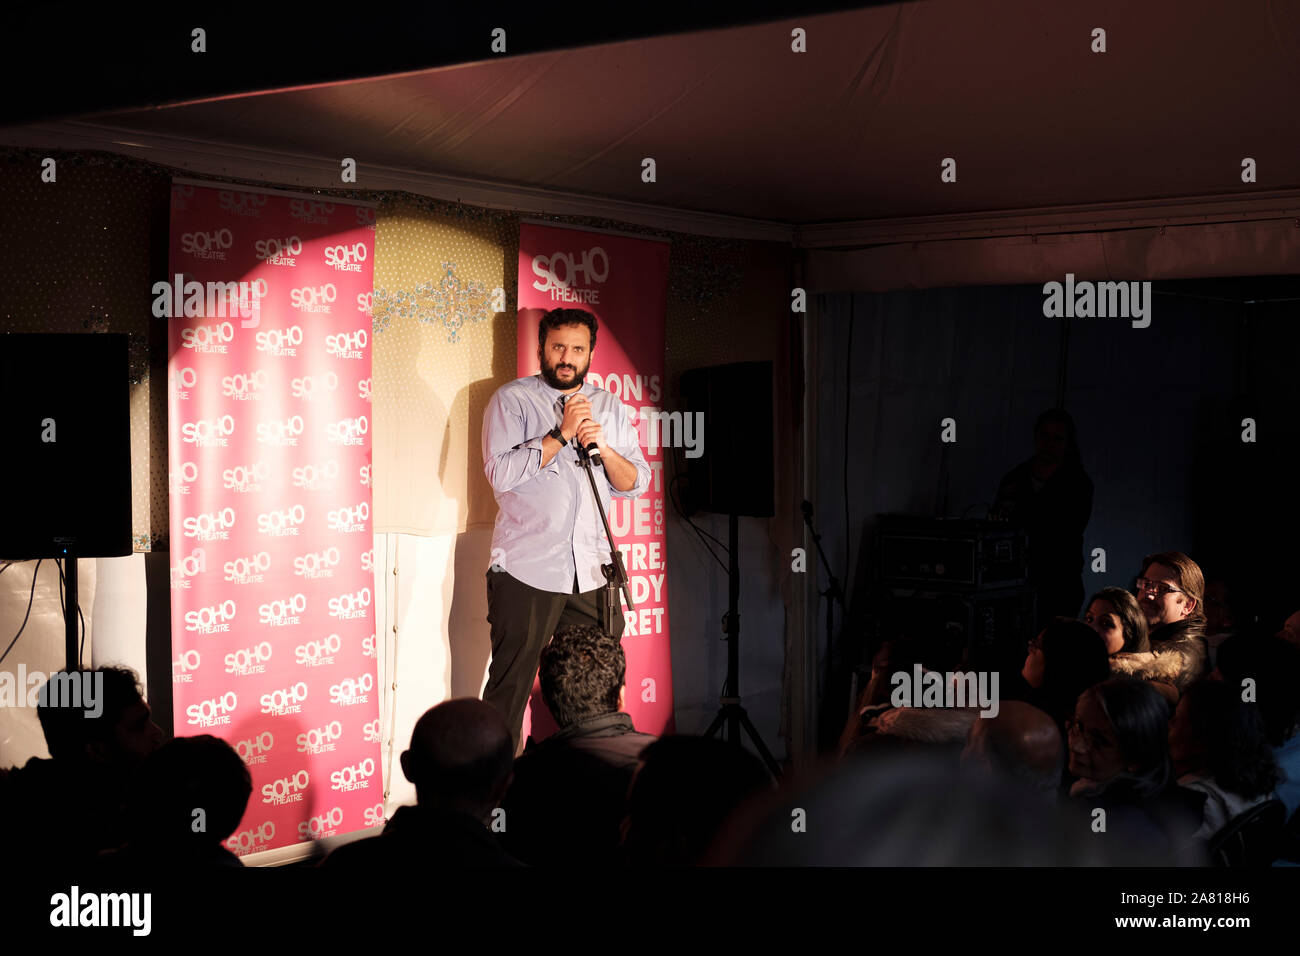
[186,690,237,727]
[291,283,336,314]
[257,504,306,537]
[262,769,310,806]
[300,807,344,840]
[218,190,268,218]
[330,672,373,707]
[530,245,607,304]
[327,502,369,534]
[289,199,334,224]
[235,731,274,766]
[331,758,376,793]
[324,241,367,273]
[227,820,276,855]
[328,587,371,620]
[0,668,102,715]
[224,641,273,677]
[297,720,343,755]
[185,600,235,635]
[1042,274,1152,328]
[292,371,338,401]
[259,593,306,628]
[295,633,342,667]
[261,682,309,716]
[254,234,302,265]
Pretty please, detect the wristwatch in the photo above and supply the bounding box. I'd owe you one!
[548,425,568,446]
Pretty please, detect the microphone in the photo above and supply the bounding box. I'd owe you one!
[581,424,603,468]
[559,393,602,467]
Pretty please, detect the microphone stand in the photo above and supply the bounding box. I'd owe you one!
[574,440,633,637]
[801,500,847,734]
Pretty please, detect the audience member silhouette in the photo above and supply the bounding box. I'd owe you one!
[1066,677,1204,858]
[1169,679,1279,841]
[1084,586,1149,656]
[719,752,1185,866]
[621,735,771,866]
[1,665,163,868]
[1201,575,1240,669]
[1014,617,1112,739]
[1111,551,1210,692]
[1248,636,1300,818]
[320,698,521,869]
[839,632,969,759]
[497,623,656,866]
[961,700,1064,800]
[990,407,1093,631]
[100,735,250,869]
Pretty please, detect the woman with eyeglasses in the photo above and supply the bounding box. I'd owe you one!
[1017,617,1112,741]
[1109,551,1210,693]
[1067,676,1204,855]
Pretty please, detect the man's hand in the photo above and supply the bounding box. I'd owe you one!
[560,394,592,442]
[574,417,607,455]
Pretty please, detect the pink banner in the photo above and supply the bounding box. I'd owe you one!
[516,223,674,739]
[166,183,382,857]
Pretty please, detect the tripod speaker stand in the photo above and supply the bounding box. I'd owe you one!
[702,511,782,777]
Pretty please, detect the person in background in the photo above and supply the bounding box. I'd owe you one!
[1015,617,1112,739]
[1084,586,1149,656]
[1169,679,1278,842]
[320,699,521,869]
[1,665,163,868]
[497,623,655,866]
[961,700,1064,802]
[1201,575,1240,670]
[1110,551,1209,693]
[101,735,250,869]
[990,408,1094,632]
[1066,677,1204,857]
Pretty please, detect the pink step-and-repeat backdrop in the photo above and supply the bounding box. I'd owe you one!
[166,182,382,857]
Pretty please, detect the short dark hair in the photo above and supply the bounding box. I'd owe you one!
[404,699,514,815]
[539,623,625,729]
[1038,617,1112,722]
[37,665,145,760]
[537,308,597,353]
[133,735,252,846]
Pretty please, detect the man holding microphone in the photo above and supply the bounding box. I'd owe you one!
[481,308,650,753]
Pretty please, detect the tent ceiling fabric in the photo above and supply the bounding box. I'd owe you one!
[79,0,1300,227]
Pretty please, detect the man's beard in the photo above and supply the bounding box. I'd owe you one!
[540,356,589,390]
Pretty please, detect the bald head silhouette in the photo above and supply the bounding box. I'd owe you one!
[399,699,514,823]
[961,700,1063,796]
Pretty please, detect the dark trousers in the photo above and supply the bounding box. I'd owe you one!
[483,568,626,753]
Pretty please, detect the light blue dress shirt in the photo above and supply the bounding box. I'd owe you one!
[482,374,651,593]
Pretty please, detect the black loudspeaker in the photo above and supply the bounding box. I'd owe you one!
[0,333,132,559]
[678,360,774,518]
